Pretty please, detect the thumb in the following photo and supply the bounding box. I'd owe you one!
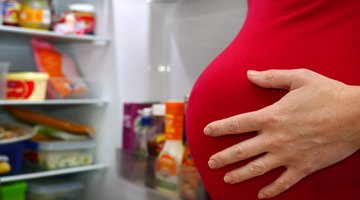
[247,69,309,90]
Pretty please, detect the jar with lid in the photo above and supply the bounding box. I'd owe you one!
[2,0,21,26]
[19,0,51,30]
[69,4,95,35]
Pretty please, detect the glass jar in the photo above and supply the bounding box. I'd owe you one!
[19,0,51,30]
[2,0,21,26]
[69,4,95,35]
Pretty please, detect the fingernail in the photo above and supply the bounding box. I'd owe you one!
[224,175,233,183]
[204,126,212,135]
[248,70,260,76]
[208,159,217,169]
[258,193,266,199]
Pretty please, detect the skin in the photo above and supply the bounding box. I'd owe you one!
[204,69,360,199]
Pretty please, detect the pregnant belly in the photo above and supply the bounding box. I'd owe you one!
[186,57,360,199]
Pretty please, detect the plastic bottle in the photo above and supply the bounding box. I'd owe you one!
[136,108,152,157]
[147,104,166,156]
[145,103,165,188]
[179,95,200,200]
[155,101,185,197]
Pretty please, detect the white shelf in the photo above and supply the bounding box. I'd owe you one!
[0,99,109,106]
[0,163,107,183]
[0,25,110,43]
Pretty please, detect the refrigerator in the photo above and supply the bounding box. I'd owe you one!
[0,0,246,199]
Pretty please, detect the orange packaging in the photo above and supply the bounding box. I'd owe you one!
[165,102,185,140]
[31,39,87,99]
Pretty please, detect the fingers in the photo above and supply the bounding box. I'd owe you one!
[247,69,314,90]
[208,135,267,169]
[204,109,265,137]
[223,154,282,184]
[257,169,304,199]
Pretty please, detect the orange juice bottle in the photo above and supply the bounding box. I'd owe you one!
[155,101,185,197]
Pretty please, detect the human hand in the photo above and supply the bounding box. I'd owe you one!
[204,69,360,199]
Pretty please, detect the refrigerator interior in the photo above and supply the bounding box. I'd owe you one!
[0,0,247,199]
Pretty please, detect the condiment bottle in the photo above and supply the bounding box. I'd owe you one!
[155,101,185,197]
[145,103,165,188]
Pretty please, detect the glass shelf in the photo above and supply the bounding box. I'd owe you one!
[0,163,107,183]
[0,25,110,44]
[0,98,109,106]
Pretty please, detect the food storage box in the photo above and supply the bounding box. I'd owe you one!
[0,62,9,99]
[0,142,25,175]
[27,179,84,200]
[0,181,27,200]
[6,72,49,100]
[25,140,95,170]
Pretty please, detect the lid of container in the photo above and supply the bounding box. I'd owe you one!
[0,181,27,194]
[0,155,9,162]
[152,104,165,116]
[37,140,95,151]
[7,72,49,80]
[28,180,83,194]
[69,4,95,13]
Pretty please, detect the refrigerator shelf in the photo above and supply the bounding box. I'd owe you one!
[0,25,110,44]
[0,163,107,183]
[0,99,109,106]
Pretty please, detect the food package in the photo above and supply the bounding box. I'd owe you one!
[122,103,153,152]
[4,106,94,137]
[31,38,87,99]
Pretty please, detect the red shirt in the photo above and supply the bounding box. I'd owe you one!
[186,0,360,199]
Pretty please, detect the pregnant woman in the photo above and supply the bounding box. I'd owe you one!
[186,0,360,199]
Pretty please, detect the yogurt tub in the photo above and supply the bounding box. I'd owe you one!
[6,72,49,100]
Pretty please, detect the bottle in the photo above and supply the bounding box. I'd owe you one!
[2,0,21,26]
[179,95,200,200]
[136,107,152,157]
[145,103,165,188]
[155,101,185,197]
[147,104,165,156]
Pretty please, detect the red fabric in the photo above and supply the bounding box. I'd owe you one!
[186,0,360,199]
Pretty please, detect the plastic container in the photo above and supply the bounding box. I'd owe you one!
[27,179,84,200]
[0,62,10,99]
[6,72,49,100]
[0,181,27,200]
[26,140,95,170]
[0,141,24,175]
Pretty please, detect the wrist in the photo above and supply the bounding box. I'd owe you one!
[348,86,360,150]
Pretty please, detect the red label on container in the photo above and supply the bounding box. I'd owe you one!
[7,80,35,99]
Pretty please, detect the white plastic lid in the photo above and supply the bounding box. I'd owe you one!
[37,140,95,151]
[0,155,9,162]
[142,107,152,117]
[28,180,83,194]
[152,104,165,116]
[69,4,95,13]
